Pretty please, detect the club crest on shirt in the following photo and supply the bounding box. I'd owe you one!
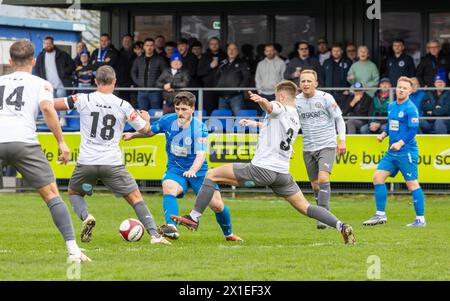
[398,111,404,118]
[315,102,324,109]
[184,137,192,145]
[398,60,405,67]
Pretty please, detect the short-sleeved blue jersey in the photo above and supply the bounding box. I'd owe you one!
[386,99,419,156]
[151,113,209,172]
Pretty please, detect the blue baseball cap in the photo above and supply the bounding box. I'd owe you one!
[434,70,447,84]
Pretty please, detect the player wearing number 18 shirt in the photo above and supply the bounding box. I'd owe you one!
[171,80,356,245]
[54,65,170,245]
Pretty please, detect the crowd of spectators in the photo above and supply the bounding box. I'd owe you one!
[33,34,450,133]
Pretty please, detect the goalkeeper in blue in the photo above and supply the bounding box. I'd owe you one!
[363,76,426,227]
[123,92,242,241]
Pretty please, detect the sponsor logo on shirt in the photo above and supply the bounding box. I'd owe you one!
[197,137,207,144]
[411,117,419,123]
[300,111,326,119]
[130,111,138,121]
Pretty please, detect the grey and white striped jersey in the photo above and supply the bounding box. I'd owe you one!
[295,90,342,152]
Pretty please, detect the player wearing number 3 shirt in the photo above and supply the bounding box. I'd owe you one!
[171,80,356,245]
[54,65,171,245]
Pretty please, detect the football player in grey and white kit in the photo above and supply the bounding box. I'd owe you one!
[0,40,89,262]
[171,80,356,245]
[54,66,170,245]
[296,69,347,229]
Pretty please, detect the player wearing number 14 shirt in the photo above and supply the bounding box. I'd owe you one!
[171,80,356,245]
[54,65,170,245]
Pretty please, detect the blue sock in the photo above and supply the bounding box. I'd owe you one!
[411,187,425,216]
[163,194,179,226]
[374,184,388,212]
[215,205,232,236]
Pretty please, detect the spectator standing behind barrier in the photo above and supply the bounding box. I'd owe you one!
[347,46,379,97]
[343,82,373,134]
[131,38,168,111]
[360,78,392,134]
[177,39,200,87]
[255,44,286,103]
[197,37,227,115]
[191,41,203,60]
[35,36,75,98]
[409,77,426,116]
[35,36,75,126]
[216,43,251,116]
[323,44,353,109]
[156,49,190,114]
[416,40,450,87]
[90,33,119,73]
[316,38,331,66]
[284,41,323,86]
[163,41,177,66]
[74,50,94,94]
[345,43,357,63]
[383,39,415,86]
[155,35,166,56]
[419,73,450,134]
[133,41,144,57]
[117,34,136,102]
[74,41,88,66]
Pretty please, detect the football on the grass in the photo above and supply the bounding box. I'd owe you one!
[119,218,144,242]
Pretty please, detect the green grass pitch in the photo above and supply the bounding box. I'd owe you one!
[0,192,448,280]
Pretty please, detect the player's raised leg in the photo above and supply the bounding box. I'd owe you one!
[363,169,391,226]
[171,163,238,230]
[209,191,243,242]
[284,190,356,245]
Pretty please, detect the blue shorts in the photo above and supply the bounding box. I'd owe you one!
[377,152,419,181]
[162,167,218,198]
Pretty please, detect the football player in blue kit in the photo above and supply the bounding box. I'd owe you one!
[123,91,243,241]
[363,76,426,227]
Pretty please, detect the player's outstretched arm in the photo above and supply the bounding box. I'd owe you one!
[40,101,70,164]
[248,91,273,113]
[239,119,263,128]
[53,97,70,111]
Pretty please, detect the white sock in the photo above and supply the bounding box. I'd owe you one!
[190,210,202,222]
[376,211,386,216]
[66,240,80,256]
[416,216,425,222]
[336,221,343,232]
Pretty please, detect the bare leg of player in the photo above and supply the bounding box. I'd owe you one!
[38,183,91,262]
[284,191,356,245]
[124,189,171,245]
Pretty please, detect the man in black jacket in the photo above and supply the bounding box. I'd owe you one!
[117,34,136,102]
[90,33,119,73]
[35,36,75,98]
[323,44,353,109]
[384,39,415,86]
[131,38,168,110]
[343,82,373,134]
[416,40,450,87]
[284,41,324,86]
[197,37,227,115]
[216,43,251,116]
[177,38,200,87]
